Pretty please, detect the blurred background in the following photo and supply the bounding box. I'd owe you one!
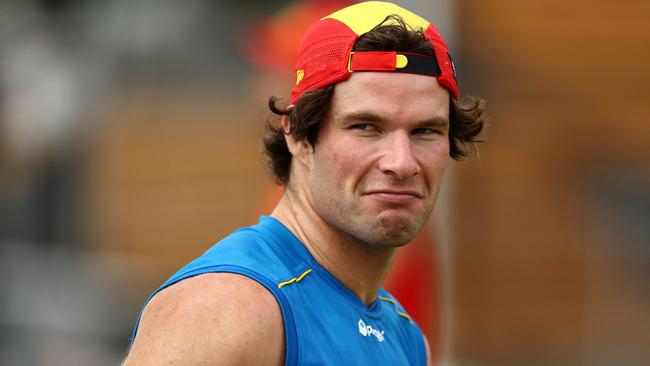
[0,0,648,365]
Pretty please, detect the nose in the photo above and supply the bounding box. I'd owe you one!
[378,131,420,180]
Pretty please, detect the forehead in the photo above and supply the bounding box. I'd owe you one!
[329,72,450,123]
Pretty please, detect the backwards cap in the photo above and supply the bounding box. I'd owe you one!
[290,1,458,104]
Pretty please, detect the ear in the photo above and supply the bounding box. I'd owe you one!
[282,116,313,166]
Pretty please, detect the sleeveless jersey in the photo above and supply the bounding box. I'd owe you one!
[131,216,427,365]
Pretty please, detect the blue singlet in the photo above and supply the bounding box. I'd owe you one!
[131,216,427,365]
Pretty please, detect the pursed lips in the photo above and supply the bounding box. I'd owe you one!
[363,189,423,204]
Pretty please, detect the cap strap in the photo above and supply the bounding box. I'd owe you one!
[348,51,441,76]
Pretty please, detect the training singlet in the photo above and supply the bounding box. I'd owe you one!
[131,216,427,365]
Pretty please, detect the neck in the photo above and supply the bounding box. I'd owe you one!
[271,185,396,305]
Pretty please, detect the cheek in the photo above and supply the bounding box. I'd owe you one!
[319,139,366,172]
[312,143,372,196]
[310,148,346,191]
[419,143,451,182]
[417,139,449,160]
[432,150,450,175]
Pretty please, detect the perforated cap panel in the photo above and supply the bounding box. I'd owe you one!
[290,1,458,103]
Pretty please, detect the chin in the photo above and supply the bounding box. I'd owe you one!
[372,215,423,247]
[348,221,420,248]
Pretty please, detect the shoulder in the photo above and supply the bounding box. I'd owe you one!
[123,273,284,366]
[190,219,300,280]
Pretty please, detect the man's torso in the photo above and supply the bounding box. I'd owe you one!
[130,216,426,365]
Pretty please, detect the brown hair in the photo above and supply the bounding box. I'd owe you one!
[263,16,487,185]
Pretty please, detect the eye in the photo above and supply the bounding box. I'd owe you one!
[411,127,448,141]
[349,124,381,136]
[350,124,376,131]
[412,127,436,135]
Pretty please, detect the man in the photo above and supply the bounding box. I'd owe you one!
[124,1,486,365]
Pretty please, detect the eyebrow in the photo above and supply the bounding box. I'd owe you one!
[339,111,449,128]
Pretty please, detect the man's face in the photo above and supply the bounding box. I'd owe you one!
[305,71,451,247]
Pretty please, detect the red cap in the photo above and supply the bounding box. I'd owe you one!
[290,1,458,103]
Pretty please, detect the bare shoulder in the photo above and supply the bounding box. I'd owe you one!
[123,273,285,366]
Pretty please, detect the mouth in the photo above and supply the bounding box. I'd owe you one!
[363,189,423,204]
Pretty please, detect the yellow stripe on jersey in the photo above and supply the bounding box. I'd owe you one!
[325,1,430,36]
[278,269,313,288]
[379,296,414,323]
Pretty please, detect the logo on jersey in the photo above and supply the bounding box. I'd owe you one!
[358,319,385,342]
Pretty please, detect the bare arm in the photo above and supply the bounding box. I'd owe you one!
[123,273,285,365]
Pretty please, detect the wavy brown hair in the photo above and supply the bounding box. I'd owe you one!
[263,16,487,185]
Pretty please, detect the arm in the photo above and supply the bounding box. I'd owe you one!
[123,273,285,366]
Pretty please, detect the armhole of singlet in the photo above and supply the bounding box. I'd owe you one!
[417,327,428,366]
[129,265,299,366]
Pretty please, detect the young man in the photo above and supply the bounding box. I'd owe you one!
[124,2,486,365]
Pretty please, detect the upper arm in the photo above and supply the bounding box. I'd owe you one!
[123,273,285,366]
